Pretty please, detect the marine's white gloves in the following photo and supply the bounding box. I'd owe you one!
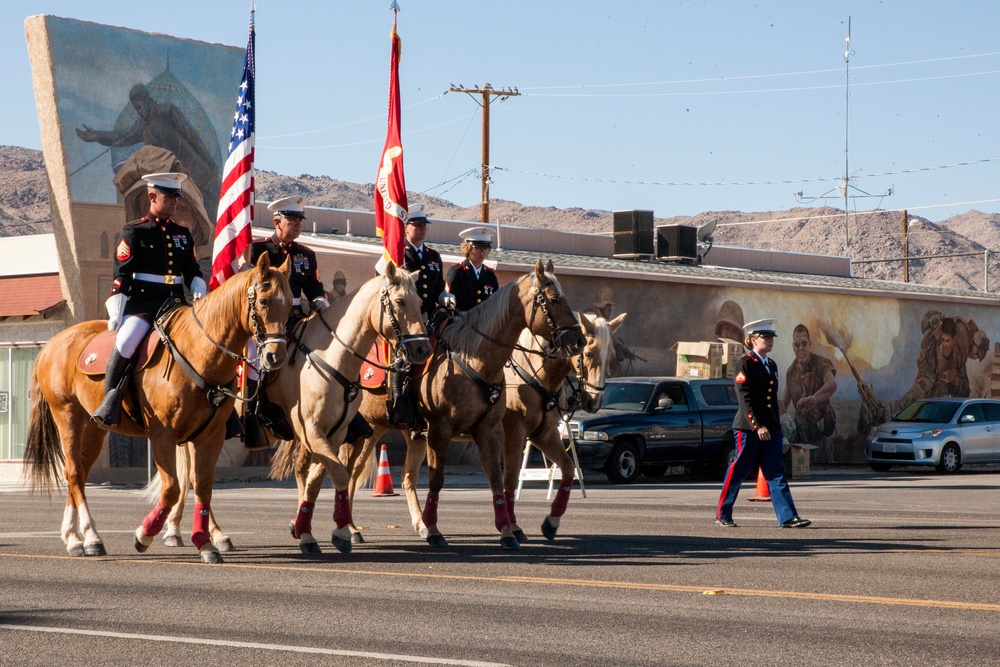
[106,293,127,332]
[312,296,330,311]
[439,291,456,309]
[190,277,207,301]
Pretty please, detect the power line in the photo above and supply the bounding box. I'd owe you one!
[521,70,1000,98]
[518,50,1000,91]
[492,156,1000,188]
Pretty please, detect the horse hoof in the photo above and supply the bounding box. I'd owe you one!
[331,535,353,554]
[418,526,430,540]
[351,532,366,545]
[300,541,322,555]
[200,550,224,564]
[513,529,529,544]
[500,536,522,551]
[134,538,149,554]
[68,545,85,558]
[163,535,184,548]
[541,517,558,541]
[214,538,235,553]
[84,543,107,557]
[289,521,296,539]
[426,534,449,548]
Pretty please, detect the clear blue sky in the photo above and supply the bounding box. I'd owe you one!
[4,1,1000,223]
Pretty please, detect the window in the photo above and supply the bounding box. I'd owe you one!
[701,383,738,406]
[985,403,1000,422]
[655,384,688,412]
[0,346,41,460]
[959,403,986,424]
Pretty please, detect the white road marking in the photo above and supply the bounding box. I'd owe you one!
[0,624,511,666]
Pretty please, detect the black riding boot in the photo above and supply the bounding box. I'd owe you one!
[346,413,375,445]
[224,409,245,440]
[388,370,415,427]
[241,377,270,451]
[92,348,133,428]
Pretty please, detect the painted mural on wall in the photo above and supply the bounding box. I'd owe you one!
[556,275,1000,464]
[45,17,241,248]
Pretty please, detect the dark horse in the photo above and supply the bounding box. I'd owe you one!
[24,253,292,563]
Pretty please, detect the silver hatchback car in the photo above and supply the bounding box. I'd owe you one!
[866,398,1000,473]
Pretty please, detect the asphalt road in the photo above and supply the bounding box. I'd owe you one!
[2,467,1000,666]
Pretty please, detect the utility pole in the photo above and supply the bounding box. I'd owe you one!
[448,83,521,225]
[793,18,891,258]
[902,209,909,283]
[841,18,852,251]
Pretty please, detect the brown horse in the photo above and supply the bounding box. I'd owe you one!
[501,311,625,543]
[23,253,292,563]
[276,260,585,550]
[147,263,430,556]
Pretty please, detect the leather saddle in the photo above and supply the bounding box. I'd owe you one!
[77,330,162,376]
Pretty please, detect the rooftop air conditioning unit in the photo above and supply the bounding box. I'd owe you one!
[656,224,697,263]
[612,210,654,259]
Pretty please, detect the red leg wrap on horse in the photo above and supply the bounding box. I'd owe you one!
[492,493,511,532]
[293,501,315,539]
[504,491,517,525]
[551,481,573,517]
[191,502,211,549]
[422,491,440,527]
[332,490,351,529]
[141,502,169,537]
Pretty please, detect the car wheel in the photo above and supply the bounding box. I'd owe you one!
[935,444,962,474]
[605,441,639,484]
[869,462,892,472]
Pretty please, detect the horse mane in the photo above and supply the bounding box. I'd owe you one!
[444,268,563,358]
[588,315,614,368]
[443,275,522,357]
[183,264,289,339]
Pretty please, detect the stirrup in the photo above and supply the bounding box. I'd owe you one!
[91,388,123,429]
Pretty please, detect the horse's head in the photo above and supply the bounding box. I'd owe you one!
[375,262,431,366]
[247,252,293,372]
[523,259,585,358]
[573,311,627,411]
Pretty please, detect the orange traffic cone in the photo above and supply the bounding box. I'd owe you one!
[747,468,771,502]
[370,444,399,497]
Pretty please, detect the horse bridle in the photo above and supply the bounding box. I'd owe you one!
[319,275,429,373]
[187,275,287,372]
[527,275,582,359]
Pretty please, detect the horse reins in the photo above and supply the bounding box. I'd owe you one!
[296,276,427,438]
[469,276,579,360]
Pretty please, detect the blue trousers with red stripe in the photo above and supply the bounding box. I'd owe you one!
[717,428,799,524]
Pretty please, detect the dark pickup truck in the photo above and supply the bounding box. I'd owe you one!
[559,376,740,483]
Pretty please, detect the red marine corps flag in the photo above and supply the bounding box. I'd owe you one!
[374,2,408,270]
[210,5,256,289]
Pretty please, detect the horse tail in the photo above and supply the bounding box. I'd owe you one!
[141,442,191,505]
[355,438,378,489]
[269,439,300,480]
[141,467,163,504]
[23,371,64,494]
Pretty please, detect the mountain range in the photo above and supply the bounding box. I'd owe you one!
[4,144,1000,292]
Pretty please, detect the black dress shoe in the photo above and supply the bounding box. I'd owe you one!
[781,516,812,528]
[715,518,738,527]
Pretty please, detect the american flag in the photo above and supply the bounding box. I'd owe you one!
[210,8,256,290]
[374,11,407,269]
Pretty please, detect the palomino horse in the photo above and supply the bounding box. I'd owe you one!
[148,263,430,555]
[276,260,585,550]
[24,253,292,563]
[501,311,625,543]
